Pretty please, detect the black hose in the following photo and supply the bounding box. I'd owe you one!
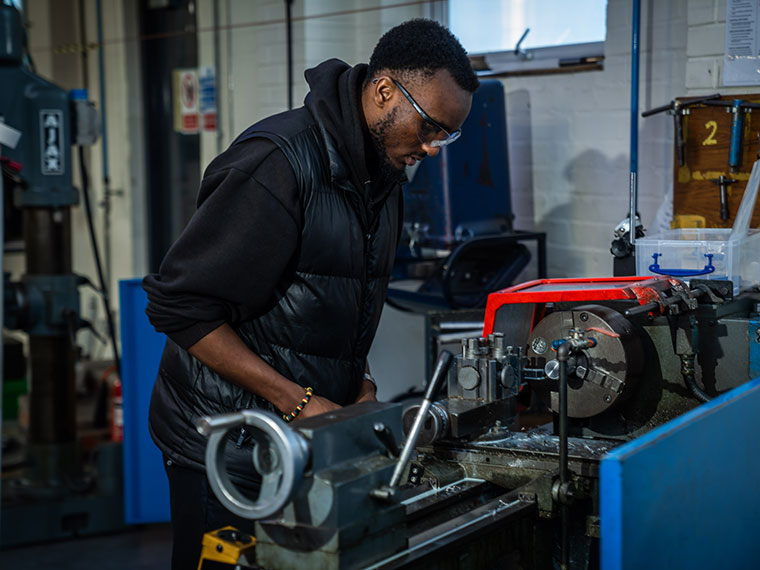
[684,372,711,403]
[681,354,711,403]
[78,146,121,377]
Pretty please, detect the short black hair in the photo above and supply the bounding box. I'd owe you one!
[367,19,480,93]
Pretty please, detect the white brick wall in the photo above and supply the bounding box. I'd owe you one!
[686,56,720,89]
[687,22,725,56]
[689,0,719,26]
[685,0,760,96]
[502,0,687,277]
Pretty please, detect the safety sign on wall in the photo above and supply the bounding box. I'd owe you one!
[199,65,217,132]
[173,68,199,134]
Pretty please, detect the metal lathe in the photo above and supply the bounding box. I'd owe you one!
[195,275,760,570]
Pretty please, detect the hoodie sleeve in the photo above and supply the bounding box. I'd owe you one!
[143,141,301,349]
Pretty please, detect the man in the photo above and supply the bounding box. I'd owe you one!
[143,18,479,569]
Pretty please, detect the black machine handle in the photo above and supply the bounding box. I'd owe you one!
[641,93,721,117]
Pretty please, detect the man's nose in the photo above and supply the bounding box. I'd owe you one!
[421,142,441,157]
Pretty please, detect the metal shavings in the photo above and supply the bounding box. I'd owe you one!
[489,498,521,518]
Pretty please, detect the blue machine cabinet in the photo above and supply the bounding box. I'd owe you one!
[403,79,512,246]
[119,279,170,524]
[600,377,760,569]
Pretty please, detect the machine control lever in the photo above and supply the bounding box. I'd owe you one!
[709,175,736,220]
[373,422,400,458]
[642,93,721,166]
[556,333,595,570]
[388,350,453,489]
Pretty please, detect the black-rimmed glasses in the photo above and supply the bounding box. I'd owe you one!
[392,79,462,148]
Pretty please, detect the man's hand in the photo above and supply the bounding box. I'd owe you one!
[188,323,351,421]
[189,323,336,419]
[355,378,378,403]
[297,394,341,420]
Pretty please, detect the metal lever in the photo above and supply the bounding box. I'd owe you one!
[641,93,721,166]
[704,99,760,171]
[388,350,453,489]
[624,293,687,317]
[710,175,736,221]
[514,28,532,61]
[373,422,400,458]
[555,332,596,570]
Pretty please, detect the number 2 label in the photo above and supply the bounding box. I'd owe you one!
[702,120,718,146]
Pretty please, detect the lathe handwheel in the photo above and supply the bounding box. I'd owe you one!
[199,409,309,520]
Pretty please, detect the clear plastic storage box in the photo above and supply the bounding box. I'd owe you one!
[635,160,760,295]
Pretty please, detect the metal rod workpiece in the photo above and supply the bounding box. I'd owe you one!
[388,350,453,489]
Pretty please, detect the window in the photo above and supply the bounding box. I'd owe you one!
[3,0,24,11]
[448,0,607,75]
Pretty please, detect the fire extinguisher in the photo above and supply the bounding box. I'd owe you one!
[110,377,123,443]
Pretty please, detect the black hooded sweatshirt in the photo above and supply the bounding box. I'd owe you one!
[143,59,396,348]
[142,59,404,483]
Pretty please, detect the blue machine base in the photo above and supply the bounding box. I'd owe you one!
[119,278,170,524]
[600,377,760,569]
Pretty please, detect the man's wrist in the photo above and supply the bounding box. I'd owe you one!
[282,386,314,422]
[271,379,310,415]
[363,372,378,394]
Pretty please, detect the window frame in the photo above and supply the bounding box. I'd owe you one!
[469,41,605,77]
[446,0,607,77]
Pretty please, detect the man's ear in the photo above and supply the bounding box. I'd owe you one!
[371,76,394,108]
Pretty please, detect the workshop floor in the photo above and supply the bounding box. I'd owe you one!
[0,523,172,569]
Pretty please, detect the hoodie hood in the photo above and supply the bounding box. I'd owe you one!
[304,58,375,194]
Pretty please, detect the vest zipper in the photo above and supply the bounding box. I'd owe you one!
[355,179,398,376]
[354,180,373,373]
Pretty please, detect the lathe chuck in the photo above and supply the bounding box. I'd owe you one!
[526,304,644,418]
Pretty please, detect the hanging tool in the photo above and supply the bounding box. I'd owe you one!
[703,98,760,172]
[709,175,736,221]
[642,93,721,166]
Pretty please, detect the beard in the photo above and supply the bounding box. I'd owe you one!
[368,106,407,185]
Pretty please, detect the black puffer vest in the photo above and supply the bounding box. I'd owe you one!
[149,106,402,481]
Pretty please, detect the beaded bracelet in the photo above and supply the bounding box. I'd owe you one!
[282,386,314,422]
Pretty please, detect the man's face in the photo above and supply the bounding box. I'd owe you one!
[367,69,473,179]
